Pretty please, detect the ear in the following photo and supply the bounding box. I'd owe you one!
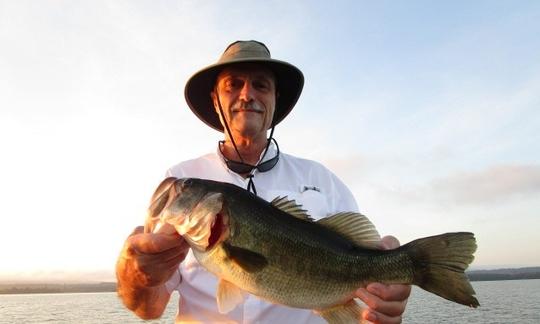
[211,90,227,129]
[210,90,219,113]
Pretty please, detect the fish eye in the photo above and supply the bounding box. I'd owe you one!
[182,178,193,188]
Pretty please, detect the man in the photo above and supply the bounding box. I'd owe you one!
[116,40,411,323]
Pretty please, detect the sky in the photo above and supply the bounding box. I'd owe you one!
[1,1,539,282]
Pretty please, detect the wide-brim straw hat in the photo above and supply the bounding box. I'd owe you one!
[184,40,304,132]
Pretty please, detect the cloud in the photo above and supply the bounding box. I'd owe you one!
[427,164,540,205]
[355,163,540,208]
[321,153,540,208]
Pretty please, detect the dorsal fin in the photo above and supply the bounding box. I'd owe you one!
[317,212,381,249]
[270,196,313,221]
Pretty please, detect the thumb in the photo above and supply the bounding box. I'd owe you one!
[380,235,400,250]
[129,226,144,237]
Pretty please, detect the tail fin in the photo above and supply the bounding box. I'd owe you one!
[405,232,479,308]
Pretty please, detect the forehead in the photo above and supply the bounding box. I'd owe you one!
[216,63,275,82]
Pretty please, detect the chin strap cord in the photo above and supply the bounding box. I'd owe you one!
[246,174,257,196]
[216,94,244,162]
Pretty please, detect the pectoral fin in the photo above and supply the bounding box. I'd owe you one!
[216,279,246,314]
[222,243,268,273]
[317,299,367,324]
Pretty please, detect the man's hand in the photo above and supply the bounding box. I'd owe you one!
[355,236,411,324]
[116,226,189,319]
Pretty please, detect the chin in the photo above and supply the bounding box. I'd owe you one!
[232,120,264,135]
[232,125,265,138]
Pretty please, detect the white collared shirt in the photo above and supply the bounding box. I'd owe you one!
[165,144,359,323]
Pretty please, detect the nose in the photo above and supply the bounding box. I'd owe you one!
[239,81,254,102]
[180,178,193,190]
[176,178,193,192]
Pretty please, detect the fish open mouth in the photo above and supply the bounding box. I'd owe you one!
[207,208,229,250]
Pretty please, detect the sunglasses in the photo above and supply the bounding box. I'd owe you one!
[219,138,280,174]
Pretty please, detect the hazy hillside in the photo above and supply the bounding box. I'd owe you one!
[1,267,539,294]
[0,282,116,294]
[466,267,540,281]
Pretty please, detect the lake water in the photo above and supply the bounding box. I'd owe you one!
[1,279,538,323]
[403,279,540,323]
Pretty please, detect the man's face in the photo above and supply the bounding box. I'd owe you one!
[212,63,276,140]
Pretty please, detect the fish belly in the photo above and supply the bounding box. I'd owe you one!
[193,246,363,309]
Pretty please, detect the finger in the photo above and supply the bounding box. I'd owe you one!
[356,288,407,317]
[366,283,411,302]
[126,241,189,287]
[137,249,187,278]
[130,226,144,237]
[362,308,402,324]
[137,241,190,266]
[119,227,146,259]
[380,235,400,250]
[129,232,185,254]
[161,251,188,275]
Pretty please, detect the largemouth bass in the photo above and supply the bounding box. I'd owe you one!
[145,177,479,323]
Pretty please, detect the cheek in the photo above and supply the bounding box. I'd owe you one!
[216,99,235,123]
[264,102,276,126]
[263,112,273,128]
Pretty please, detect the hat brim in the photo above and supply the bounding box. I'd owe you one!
[184,58,304,132]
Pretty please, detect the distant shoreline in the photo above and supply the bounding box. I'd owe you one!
[466,266,540,282]
[1,267,539,295]
[0,282,117,295]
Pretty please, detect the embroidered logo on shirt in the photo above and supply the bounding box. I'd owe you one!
[300,185,321,193]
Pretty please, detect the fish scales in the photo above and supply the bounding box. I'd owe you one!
[223,189,415,291]
[209,195,364,308]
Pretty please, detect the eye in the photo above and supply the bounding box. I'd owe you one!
[181,178,193,188]
[223,78,243,91]
[254,80,273,92]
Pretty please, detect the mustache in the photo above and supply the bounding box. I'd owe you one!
[231,101,264,112]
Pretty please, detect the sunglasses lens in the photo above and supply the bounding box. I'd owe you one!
[226,161,254,174]
[256,155,279,172]
[220,138,279,174]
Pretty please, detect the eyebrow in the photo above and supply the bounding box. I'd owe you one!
[220,71,273,80]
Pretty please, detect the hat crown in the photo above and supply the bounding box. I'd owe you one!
[219,40,271,63]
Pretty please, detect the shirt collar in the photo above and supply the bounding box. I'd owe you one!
[216,140,279,174]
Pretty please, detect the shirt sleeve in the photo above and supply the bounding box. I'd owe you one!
[165,268,182,293]
[329,171,360,213]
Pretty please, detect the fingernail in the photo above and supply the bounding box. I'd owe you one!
[365,311,377,322]
[366,283,380,295]
[356,288,367,298]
